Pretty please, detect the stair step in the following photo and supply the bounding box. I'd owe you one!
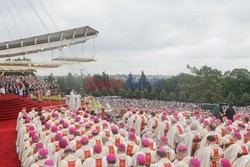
[0,94,66,120]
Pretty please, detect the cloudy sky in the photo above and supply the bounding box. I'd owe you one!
[0,0,250,76]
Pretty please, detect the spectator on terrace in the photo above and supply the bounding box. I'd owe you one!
[0,84,5,94]
[0,84,5,99]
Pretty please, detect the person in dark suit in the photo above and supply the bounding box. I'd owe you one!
[224,102,236,121]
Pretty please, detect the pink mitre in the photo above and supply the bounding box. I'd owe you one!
[220,158,231,167]
[189,157,200,167]
[177,144,187,152]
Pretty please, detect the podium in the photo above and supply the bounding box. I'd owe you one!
[65,94,81,109]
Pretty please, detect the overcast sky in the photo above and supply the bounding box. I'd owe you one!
[0,0,250,76]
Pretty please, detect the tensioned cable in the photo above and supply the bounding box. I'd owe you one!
[65,46,102,96]
[60,50,89,95]
[3,0,22,39]
[27,0,50,33]
[11,0,33,36]
[39,0,91,72]
[39,0,60,31]
[26,0,61,105]
[69,40,100,96]
[93,37,95,58]
[27,0,70,97]
[25,0,57,75]
[0,5,13,40]
[82,43,84,58]
[34,0,97,96]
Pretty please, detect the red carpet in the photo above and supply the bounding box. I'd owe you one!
[0,94,67,167]
[0,119,20,167]
[0,94,65,120]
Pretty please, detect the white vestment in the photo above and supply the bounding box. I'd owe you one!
[196,143,223,167]
[74,145,93,161]
[174,156,191,167]
[181,131,200,156]
[155,122,166,140]
[150,158,175,167]
[134,115,142,137]
[47,141,62,156]
[102,143,117,156]
[125,141,139,156]
[127,115,135,130]
[161,145,176,161]
[23,152,39,167]
[233,154,250,167]
[116,153,133,167]
[68,136,82,151]
[224,140,248,163]
[58,155,82,167]
[167,124,185,149]
[82,154,107,167]
[199,131,223,149]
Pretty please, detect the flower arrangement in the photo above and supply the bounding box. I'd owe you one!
[30,96,65,101]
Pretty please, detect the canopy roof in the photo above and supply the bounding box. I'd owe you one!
[0,26,98,58]
[52,56,97,63]
[0,61,62,68]
[0,66,33,72]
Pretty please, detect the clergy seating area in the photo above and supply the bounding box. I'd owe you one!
[16,103,250,167]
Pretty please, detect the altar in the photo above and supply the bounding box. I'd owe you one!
[65,93,81,109]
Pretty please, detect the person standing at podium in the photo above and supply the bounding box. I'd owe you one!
[0,84,5,99]
[69,90,75,109]
[37,89,43,102]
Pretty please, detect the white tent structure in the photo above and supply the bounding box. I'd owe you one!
[0,26,98,58]
[0,0,98,96]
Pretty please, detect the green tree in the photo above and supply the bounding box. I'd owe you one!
[101,71,109,85]
[178,91,187,102]
[226,92,236,104]
[134,88,142,99]
[222,69,250,105]
[100,88,108,96]
[66,73,78,91]
[185,65,223,103]
[138,71,151,91]
[47,73,55,84]
[126,88,134,98]
[118,89,126,97]
[168,92,176,101]
[57,76,67,93]
[159,89,168,101]
[143,89,150,99]
[108,89,116,96]
[92,89,100,97]
[240,93,250,106]
[126,73,135,90]
[150,88,158,99]
[42,67,250,106]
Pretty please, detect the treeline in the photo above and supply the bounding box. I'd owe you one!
[52,65,250,106]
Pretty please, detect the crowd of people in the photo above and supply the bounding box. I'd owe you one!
[16,99,250,167]
[0,75,60,98]
[97,97,250,114]
[97,98,200,110]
